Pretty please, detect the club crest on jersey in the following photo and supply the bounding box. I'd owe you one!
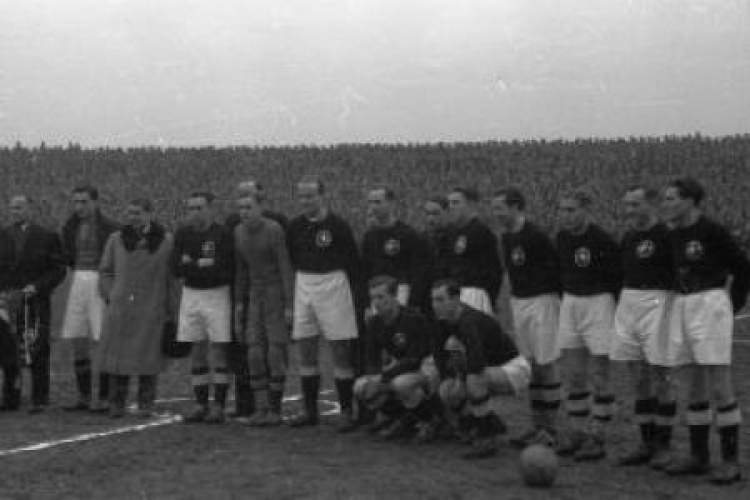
[511,246,526,266]
[685,240,704,261]
[384,238,401,256]
[201,241,216,258]
[316,229,333,248]
[393,332,407,349]
[636,240,655,259]
[574,247,591,267]
[454,235,467,255]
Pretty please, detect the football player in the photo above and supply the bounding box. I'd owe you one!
[361,187,429,309]
[443,188,503,314]
[233,192,293,426]
[173,192,233,424]
[287,177,361,430]
[353,276,437,441]
[555,190,621,461]
[225,179,288,419]
[432,279,530,459]
[610,186,676,468]
[492,188,562,447]
[60,185,120,413]
[661,177,750,485]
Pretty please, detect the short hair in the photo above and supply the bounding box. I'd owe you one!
[425,196,448,210]
[625,185,659,203]
[431,279,461,298]
[237,179,266,201]
[369,186,396,201]
[368,275,398,295]
[450,187,480,203]
[667,177,705,206]
[493,187,526,210]
[188,191,215,204]
[129,198,153,213]
[561,189,592,209]
[298,176,325,194]
[237,192,260,204]
[72,185,99,201]
[10,194,31,204]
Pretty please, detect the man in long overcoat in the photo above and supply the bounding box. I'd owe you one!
[98,199,175,418]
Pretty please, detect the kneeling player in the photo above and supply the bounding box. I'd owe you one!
[432,280,531,459]
[353,276,438,441]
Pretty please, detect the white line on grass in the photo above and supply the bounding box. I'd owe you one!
[0,390,338,458]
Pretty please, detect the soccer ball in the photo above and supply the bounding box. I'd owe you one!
[519,443,558,488]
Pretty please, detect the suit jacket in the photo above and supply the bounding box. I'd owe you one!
[6,223,66,298]
[0,228,15,292]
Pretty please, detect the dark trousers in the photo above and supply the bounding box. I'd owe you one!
[18,298,51,406]
[27,331,50,405]
[1,318,20,408]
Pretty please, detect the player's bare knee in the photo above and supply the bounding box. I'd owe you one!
[535,361,559,385]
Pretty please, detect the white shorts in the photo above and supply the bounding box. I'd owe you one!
[667,289,733,366]
[60,271,105,341]
[470,355,532,397]
[511,294,560,365]
[177,286,231,343]
[460,287,493,315]
[559,293,615,356]
[292,271,358,341]
[611,289,673,365]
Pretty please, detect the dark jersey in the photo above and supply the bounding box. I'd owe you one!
[501,220,561,298]
[366,306,434,380]
[361,221,429,306]
[288,211,361,281]
[172,222,233,289]
[435,306,518,376]
[556,223,621,297]
[670,215,750,311]
[442,218,504,301]
[620,222,673,290]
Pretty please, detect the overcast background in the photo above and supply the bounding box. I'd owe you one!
[1,0,748,146]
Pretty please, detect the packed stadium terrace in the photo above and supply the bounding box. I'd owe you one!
[1,135,749,248]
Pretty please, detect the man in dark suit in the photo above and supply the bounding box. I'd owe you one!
[7,195,67,413]
[0,228,21,411]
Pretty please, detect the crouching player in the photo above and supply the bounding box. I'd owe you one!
[353,276,438,441]
[432,279,531,459]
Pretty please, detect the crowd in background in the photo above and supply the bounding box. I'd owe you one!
[1,135,749,247]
